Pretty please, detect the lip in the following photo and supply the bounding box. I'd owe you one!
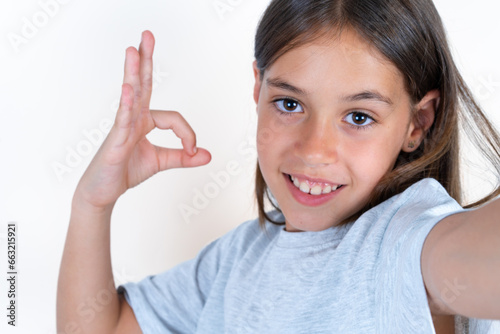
[283,173,344,207]
[288,173,340,186]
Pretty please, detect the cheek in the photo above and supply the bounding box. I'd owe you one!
[256,115,278,174]
[256,106,273,148]
[256,110,293,155]
[256,125,279,153]
[344,135,401,182]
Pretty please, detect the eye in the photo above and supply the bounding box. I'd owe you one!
[274,98,303,113]
[344,112,374,127]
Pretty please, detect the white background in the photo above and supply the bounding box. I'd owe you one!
[0,0,499,333]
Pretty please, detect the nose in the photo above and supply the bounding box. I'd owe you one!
[294,116,338,167]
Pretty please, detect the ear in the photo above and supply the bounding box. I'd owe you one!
[253,60,262,105]
[402,89,440,152]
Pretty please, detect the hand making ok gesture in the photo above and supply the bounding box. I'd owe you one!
[74,30,212,212]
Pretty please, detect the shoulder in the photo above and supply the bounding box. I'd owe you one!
[365,178,463,226]
[346,179,464,249]
[350,179,465,331]
[346,178,465,290]
[390,178,458,208]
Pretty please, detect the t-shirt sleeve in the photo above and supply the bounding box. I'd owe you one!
[117,234,229,334]
[373,178,465,332]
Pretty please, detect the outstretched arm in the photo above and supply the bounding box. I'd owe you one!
[56,31,211,334]
[422,197,500,318]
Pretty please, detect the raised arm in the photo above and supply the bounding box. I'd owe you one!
[56,31,211,334]
[422,197,500,318]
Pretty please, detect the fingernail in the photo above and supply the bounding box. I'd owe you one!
[193,147,198,154]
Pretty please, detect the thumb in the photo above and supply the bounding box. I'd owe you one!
[155,146,212,170]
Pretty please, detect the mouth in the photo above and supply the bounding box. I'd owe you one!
[288,174,343,195]
[284,173,344,207]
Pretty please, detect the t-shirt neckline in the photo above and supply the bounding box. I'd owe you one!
[275,222,352,248]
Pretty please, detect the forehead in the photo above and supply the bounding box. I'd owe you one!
[263,29,407,103]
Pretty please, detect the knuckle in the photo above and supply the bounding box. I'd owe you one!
[170,110,182,119]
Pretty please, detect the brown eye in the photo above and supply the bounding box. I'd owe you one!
[275,99,303,113]
[353,113,367,124]
[345,112,374,127]
[284,99,298,111]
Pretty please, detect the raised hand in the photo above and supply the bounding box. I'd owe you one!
[74,30,211,212]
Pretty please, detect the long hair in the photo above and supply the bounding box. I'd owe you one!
[254,0,500,227]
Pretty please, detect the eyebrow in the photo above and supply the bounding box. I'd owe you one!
[341,91,394,106]
[266,77,308,96]
[266,77,394,106]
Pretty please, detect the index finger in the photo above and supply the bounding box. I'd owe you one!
[150,110,198,156]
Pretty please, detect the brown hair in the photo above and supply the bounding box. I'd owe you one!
[254,0,500,228]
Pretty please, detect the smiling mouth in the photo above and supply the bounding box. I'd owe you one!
[287,174,344,196]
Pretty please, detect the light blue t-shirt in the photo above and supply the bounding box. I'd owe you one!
[119,178,499,333]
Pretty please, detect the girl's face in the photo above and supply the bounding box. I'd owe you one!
[254,30,435,232]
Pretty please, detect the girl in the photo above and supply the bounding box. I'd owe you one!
[57,0,500,333]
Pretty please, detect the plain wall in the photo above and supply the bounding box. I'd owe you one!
[0,0,499,333]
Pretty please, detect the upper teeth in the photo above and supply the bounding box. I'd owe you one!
[291,175,341,195]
